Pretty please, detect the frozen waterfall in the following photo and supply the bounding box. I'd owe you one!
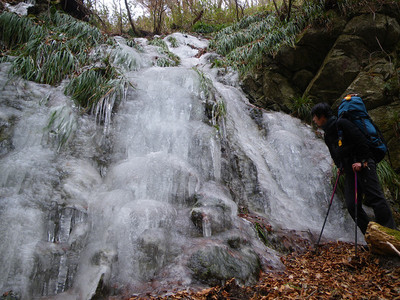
[0,33,358,299]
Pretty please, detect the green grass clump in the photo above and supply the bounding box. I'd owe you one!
[111,46,138,71]
[167,36,179,48]
[377,159,400,200]
[64,61,128,115]
[0,11,47,49]
[46,10,103,46]
[0,10,132,148]
[126,39,144,52]
[11,36,78,85]
[194,67,214,101]
[289,95,313,123]
[45,106,77,151]
[149,37,180,67]
[192,22,226,34]
[1,10,105,86]
[193,67,226,131]
[156,57,173,67]
[0,10,129,119]
[149,37,169,51]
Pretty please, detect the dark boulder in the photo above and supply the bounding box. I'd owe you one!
[188,244,261,286]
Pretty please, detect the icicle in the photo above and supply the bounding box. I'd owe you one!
[202,215,212,237]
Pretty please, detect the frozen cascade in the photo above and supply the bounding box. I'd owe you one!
[0,33,360,299]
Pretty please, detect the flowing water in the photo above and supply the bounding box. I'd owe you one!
[0,33,359,299]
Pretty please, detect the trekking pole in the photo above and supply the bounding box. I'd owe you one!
[354,171,358,257]
[315,173,341,252]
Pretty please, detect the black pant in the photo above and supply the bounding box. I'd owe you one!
[344,159,396,234]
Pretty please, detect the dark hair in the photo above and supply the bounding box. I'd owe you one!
[311,103,333,118]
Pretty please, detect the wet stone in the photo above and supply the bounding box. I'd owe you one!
[187,244,261,286]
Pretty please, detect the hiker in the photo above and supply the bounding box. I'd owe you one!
[311,102,396,234]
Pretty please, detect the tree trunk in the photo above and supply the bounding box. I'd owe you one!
[271,0,279,15]
[157,9,163,34]
[124,0,139,35]
[234,0,239,22]
[171,0,182,29]
[365,222,400,256]
[59,0,92,20]
[153,0,165,35]
[119,2,123,35]
[191,9,203,26]
[152,11,157,34]
[286,0,293,21]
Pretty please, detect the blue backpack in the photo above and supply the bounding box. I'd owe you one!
[337,94,387,163]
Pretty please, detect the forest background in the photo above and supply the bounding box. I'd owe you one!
[74,0,301,37]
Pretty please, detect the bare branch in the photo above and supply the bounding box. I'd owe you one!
[384,241,400,257]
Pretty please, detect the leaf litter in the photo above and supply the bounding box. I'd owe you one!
[130,241,400,300]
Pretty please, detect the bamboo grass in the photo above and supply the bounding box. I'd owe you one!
[45,106,77,151]
[167,36,179,48]
[0,12,47,49]
[111,47,138,71]
[126,39,144,52]
[289,96,313,123]
[149,37,169,51]
[149,37,180,67]
[46,10,104,45]
[193,67,226,131]
[10,36,79,85]
[64,64,129,123]
[1,10,106,86]
[377,160,400,200]
[209,1,324,75]
[65,68,109,111]
[0,10,131,141]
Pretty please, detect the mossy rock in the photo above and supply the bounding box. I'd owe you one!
[343,14,400,52]
[305,51,361,103]
[260,71,298,111]
[275,16,345,74]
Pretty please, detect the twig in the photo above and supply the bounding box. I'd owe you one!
[375,36,392,67]
[384,241,400,257]
[306,289,317,299]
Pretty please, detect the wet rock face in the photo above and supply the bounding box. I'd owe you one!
[343,14,400,51]
[31,203,88,297]
[190,194,235,236]
[241,8,400,170]
[369,102,400,172]
[305,13,400,104]
[188,244,261,286]
[0,115,15,157]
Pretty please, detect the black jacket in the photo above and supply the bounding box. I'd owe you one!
[323,116,372,172]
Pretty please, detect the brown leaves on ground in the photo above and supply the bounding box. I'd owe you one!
[136,242,400,300]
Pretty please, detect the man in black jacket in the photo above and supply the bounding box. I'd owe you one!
[311,103,396,234]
